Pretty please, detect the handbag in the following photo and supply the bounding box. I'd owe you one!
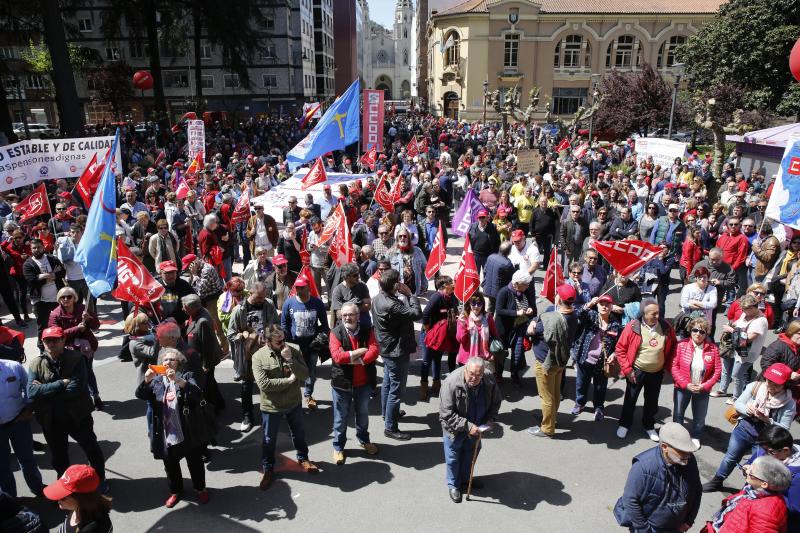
[718,329,735,359]
[184,397,218,445]
[489,338,505,357]
[724,382,763,425]
[601,342,620,378]
[425,318,454,352]
[310,331,331,363]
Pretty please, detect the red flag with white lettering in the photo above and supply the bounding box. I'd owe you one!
[418,137,429,154]
[573,143,589,159]
[556,138,571,152]
[231,189,250,225]
[15,183,50,222]
[360,145,377,170]
[590,239,664,277]
[328,207,354,267]
[406,136,419,157]
[318,203,345,245]
[454,234,480,302]
[373,173,395,213]
[425,221,446,279]
[301,157,327,190]
[113,239,165,305]
[390,174,405,204]
[539,247,565,303]
[289,264,320,298]
[73,151,106,208]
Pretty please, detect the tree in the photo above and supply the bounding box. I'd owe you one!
[87,61,134,120]
[594,63,674,137]
[678,0,800,113]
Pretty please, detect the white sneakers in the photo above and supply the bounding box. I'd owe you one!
[617,425,661,442]
[616,426,628,439]
[240,420,253,432]
[692,438,701,449]
[646,429,660,442]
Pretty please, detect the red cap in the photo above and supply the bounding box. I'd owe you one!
[664,183,675,189]
[511,229,525,242]
[678,183,688,188]
[591,191,599,197]
[294,278,309,287]
[497,206,508,216]
[272,254,288,266]
[181,254,198,269]
[556,284,577,302]
[324,184,332,190]
[44,464,100,501]
[477,208,489,218]
[159,260,178,272]
[174,162,183,169]
[598,294,614,304]
[764,363,793,385]
[42,326,64,340]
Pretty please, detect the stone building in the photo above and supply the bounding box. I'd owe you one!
[361,0,415,100]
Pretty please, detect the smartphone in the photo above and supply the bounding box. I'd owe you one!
[149,364,168,375]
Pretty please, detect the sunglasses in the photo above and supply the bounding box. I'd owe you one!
[59,294,74,300]
[470,300,484,307]
[752,291,766,296]
[690,328,707,335]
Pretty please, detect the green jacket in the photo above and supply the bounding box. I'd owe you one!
[252,343,308,413]
[27,349,93,428]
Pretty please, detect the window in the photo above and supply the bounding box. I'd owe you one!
[552,87,588,115]
[504,33,520,69]
[443,31,459,66]
[224,74,240,88]
[377,49,387,64]
[606,35,640,69]
[263,74,277,88]
[657,35,687,68]
[265,18,275,30]
[130,41,148,58]
[78,18,93,32]
[27,74,46,89]
[563,35,582,68]
[403,49,408,66]
[163,70,189,88]
[200,45,212,60]
[260,44,276,60]
[200,75,214,89]
[105,47,120,60]
[555,35,590,69]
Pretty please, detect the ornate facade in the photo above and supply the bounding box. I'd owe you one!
[361,0,415,100]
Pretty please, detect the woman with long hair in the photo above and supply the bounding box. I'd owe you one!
[455,291,499,369]
[44,464,112,533]
[420,276,459,400]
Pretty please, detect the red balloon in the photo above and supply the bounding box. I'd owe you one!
[791,37,800,83]
[132,70,154,91]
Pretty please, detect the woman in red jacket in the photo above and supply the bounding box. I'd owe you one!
[1,230,32,321]
[671,317,721,447]
[727,283,775,329]
[704,455,790,533]
[679,227,704,284]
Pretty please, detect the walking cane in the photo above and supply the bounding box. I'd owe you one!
[465,432,482,501]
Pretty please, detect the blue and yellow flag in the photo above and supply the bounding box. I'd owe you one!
[286,79,360,169]
[75,129,119,297]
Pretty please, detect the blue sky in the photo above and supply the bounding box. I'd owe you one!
[367,0,397,30]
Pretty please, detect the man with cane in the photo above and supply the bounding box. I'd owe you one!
[439,357,502,503]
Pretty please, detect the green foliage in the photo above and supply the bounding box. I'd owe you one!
[87,61,134,119]
[678,0,800,113]
[20,39,93,75]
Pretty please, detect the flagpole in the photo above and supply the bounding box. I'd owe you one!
[148,302,162,323]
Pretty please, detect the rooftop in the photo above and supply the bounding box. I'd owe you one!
[433,0,725,16]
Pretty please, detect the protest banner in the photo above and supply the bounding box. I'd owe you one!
[516,149,541,175]
[362,89,385,152]
[187,119,205,163]
[633,137,687,170]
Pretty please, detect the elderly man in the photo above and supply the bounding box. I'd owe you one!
[156,260,195,330]
[581,248,608,298]
[227,282,279,432]
[615,298,677,441]
[388,228,428,297]
[246,204,279,259]
[509,229,541,276]
[121,189,148,218]
[27,327,107,491]
[183,253,227,355]
[264,254,298,312]
[439,357,502,503]
[252,325,317,490]
[372,269,422,440]
[371,224,395,262]
[614,422,702,533]
[608,206,639,241]
[329,302,380,464]
[183,294,224,411]
[560,204,589,271]
[330,262,371,328]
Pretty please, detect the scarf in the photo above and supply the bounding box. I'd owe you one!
[750,380,792,412]
[778,332,798,353]
[467,311,490,359]
[711,485,767,531]
[780,250,798,276]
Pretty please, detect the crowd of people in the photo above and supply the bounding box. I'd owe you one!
[0,110,799,531]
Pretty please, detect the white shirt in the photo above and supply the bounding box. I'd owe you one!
[679,283,718,322]
[733,314,769,363]
[509,241,542,273]
[33,256,58,302]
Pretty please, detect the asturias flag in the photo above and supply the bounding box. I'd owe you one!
[286,79,361,170]
[75,129,120,297]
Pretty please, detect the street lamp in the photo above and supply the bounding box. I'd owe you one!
[482,77,489,123]
[587,73,601,146]
[668,62,685,140]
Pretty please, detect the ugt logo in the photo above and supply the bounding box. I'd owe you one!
[787,157,800,176]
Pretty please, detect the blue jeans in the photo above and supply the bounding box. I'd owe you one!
[575,360,608,409]
[0,419,44,497]
[420,330,455,381]
[332,385,372,451]
[509,324,528,375]
[715,421,757,480]
[718,358,752,399]
[443,432,480,489]
[260,406,309,472]
[222,257,233,282]
[672,388,710,438]
[297,337,318,398]
[382,355,409,431]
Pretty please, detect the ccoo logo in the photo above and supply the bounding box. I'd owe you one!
[39,166,48,175]
[5,176,12,185]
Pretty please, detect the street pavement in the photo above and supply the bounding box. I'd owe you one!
[5,236,796,532]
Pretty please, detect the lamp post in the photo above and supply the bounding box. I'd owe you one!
[667,62,685,140]
[482,77,489,123]
[587,73,601,146]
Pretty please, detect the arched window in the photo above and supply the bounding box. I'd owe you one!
[657,35,687,68]
[444,31,460,66]
[554,35,591,69]
[377,49,387,65]
[403,49,408,65]
[605,35,642,69]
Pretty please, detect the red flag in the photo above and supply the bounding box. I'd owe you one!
[15,183,50,222]
[318,203,345,245]
[406,136,419,157]
[454,234,480,302]
[418,137,429,154]
[360,145,377,170]
[328,206,353,267]
[591,239,664,277]
[373,173,395,213]
[289,264,320,298]
[573,143,589,159]
[299,103,321,129]
[556,138,571,152]
[175,176,191,200]
[74,151,107,207]
[390,174,405,204]
[424,221,446,279]
[113,239,166,306]
[154,150,165,166]
[301,157,327,191]
[231,189,250,225]
[539,248,565,303]
[184,150,203,178]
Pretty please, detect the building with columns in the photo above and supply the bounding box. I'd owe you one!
[361,0,415,100]
[426,0,725,121]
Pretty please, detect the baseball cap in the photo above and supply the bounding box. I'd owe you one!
[659,422,700,453]
[668,204,680,211]
[41,326,64,340]
[477,208,489,218]
[556,284,577,302]
[44,464,100,501]
[159,260,178,272]
[294,278,309,287]
[511,229,525,242]
[181,254,198,270]
[272,254,288,266]
[764,363,793,385]
[598,294,614,304]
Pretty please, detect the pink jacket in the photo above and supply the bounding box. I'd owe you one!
[455,314,498,365]
[670,338,721,393]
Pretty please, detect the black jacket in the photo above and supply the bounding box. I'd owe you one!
[371,291,422,358]
[22,255,66,302]
[494,283,538,344]
[330,322,377,391]
[467,221,500,257]
[559,217,589,259]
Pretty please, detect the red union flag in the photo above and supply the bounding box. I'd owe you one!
[390,174,405,204]
[301,157,327,190]
[74,151,107,207]
[289,264,320,298]
[360,145,377,170]
[539,248,565,303]
[573,143,590,159]
[113,239,165,306]
[231,189,250,225]
[454,235,480,302]
[591,239,664,277]
[318,203,345,244]
[556,138,571,152]
[15,182,50,222]
[362,89,385,152]
[425,221,446,279]
[373,173,394,213]
[418,137,429,154]
[406,136,419,157]
[328,208,353,267]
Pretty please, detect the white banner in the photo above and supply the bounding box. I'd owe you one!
[187,120,205,163]
[0,136,122,192]
[634,137,687,170]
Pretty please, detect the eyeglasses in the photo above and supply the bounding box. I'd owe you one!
[158,226,168,229]
[752,291,766,296]
[570,270,581,275]
[690,328,707,335]
[378,231,388,235]
[59,295,74,300]
[742,224,754,228]
[397,235,408,240]
[470,300,484,308]
[56,208,66,211]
